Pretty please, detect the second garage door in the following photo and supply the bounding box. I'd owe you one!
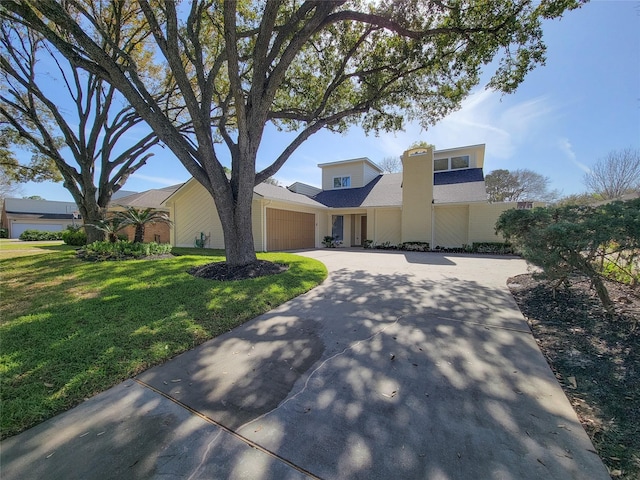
[266,208,315,251]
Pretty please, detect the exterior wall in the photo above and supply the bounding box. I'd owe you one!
[119,223,171,243]
[373,208,402,245]
[434,144,485,169]
[167,180,326,251]
[287,182,322,197]
[321,163,365,190]
[401,147,434,243]
[468,202,524,244]
[168,181,222,248]
[433,205,469,248]
[363,163,380,186]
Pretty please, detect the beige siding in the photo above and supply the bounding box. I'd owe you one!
[363,163,380,186]
[170,181,222,248]
[434,205,469,248]
[321,164,365,190]
[433,144,485,169]
[468,203,514,243]
[401,148,433,243]
[374,208,401,245]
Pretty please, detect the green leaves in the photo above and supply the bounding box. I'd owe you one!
[496,198,640,312]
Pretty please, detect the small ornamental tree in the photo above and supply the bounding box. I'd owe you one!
[496,198,640,313]
[114,206,172,244]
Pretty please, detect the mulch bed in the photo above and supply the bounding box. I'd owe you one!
[189,260,289,281]
[508,274,639,479]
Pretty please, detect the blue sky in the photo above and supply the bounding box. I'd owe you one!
[17,0,640,202]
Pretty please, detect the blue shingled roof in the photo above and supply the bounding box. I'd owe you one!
[313,168,485,208]
[313,175,383,208]
[434,168,484,185]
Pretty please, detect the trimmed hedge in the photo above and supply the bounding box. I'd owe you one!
[470,242,514,254]
[18,229,64,241]
[78,241,172,261]
[398,241,430,252]
[62,228,87,246]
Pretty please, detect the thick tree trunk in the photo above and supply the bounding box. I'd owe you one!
[79,203,105,244]
[213,178,258,268]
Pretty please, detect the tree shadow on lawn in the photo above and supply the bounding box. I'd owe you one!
[0,252,325,439]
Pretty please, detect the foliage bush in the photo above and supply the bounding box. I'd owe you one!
[363,239,373,249]
[18,229,64,241]
[398,241,430,252]
[374,241,395,250]
[322,235,341,248]
[495,198,640,312]
[0,227,8,238]
[62,227,87,246]
[78,241,172,261]
[471,242,514,254]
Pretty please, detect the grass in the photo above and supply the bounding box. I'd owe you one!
[0,239,75,259]
[0,247,327,439]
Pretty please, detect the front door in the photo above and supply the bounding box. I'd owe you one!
[360,216,367,246]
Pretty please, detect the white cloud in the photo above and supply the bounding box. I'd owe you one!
[130,173,186,186]
[557,137,591,173]
[370,88,557,163]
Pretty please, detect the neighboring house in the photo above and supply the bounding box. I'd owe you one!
[1,198,83,238]
[0,188,176,240]
[165,144,539,251]
[109,184,182,243]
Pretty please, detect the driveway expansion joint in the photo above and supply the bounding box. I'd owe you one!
[133,378,322,480]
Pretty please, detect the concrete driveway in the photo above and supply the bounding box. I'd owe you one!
[0,250,609,479]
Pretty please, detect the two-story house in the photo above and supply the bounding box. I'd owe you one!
[164,144,528,251]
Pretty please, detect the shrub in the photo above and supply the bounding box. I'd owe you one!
[374,241,396,250]
[471,242,514,254]
[62,228,87,246]
[322,236,341,248]
[18,229,64,241]
[0,228,7,238]
[363,239,373,249]
[495,198,640,313]
[78,241,172,261]
[398,241,430,252]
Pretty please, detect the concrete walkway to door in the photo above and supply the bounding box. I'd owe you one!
[0,250,609,479]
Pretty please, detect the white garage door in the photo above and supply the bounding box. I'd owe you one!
[11,223,65,239]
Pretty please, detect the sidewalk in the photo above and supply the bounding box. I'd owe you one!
[0,250,610,479]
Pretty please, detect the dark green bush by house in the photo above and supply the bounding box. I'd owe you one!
[18,229,64,241]
[62,227,87,246]
[0,228,8,238]
[398,241,430,252]
[78,241,172,261]
[471,242,514,254]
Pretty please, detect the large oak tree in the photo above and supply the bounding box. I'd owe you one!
[1,0,584,265]
[0,6,165,242]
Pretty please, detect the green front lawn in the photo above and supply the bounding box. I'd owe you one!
[0,239,76,259]
[0,248,327,438]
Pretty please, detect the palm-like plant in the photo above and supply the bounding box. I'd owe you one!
[115,206,172,244]
[91,216,127,243]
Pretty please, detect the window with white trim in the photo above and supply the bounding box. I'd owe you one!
[433,155,470,172]
[333,176,351,189]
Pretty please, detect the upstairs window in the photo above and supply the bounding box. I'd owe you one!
[434,158,448,171]
[333,176,351,189]
[451,155,470,169]
[434,155,470,171]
